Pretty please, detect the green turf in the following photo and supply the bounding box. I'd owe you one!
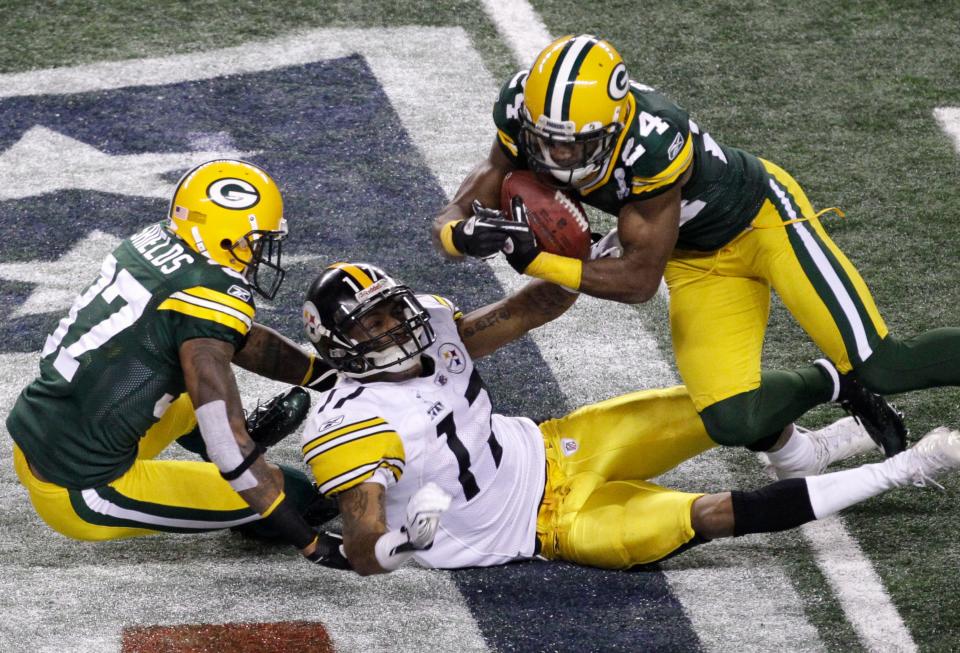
[3,0,960,649]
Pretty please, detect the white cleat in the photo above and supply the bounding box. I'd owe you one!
[762,417,879,480]
[883,427,960,489]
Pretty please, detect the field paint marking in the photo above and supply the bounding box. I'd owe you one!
[934,107,960,153]
[803,518,918,652]
[478,0,553,67]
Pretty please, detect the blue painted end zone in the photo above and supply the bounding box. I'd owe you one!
[453,561,702,652]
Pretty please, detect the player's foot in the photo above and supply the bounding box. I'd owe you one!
[883,427,960,489]
[246,386,312,448]
[815,359,907,457]
[764,417,878,479]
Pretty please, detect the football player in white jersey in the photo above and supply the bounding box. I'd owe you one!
[299,262,960,574]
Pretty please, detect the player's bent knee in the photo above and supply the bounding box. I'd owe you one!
[699,393,768,447]
[851,335,907,395]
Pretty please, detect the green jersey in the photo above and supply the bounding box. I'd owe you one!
[6,223,257,489]
[493,73,769,251]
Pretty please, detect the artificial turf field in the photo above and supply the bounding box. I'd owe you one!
[1,1,958,651]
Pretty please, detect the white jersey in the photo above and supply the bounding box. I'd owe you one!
[301,295,546,568]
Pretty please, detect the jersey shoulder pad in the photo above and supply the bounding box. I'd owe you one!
[155,258,256,342]
[492,70,528,162]
[418,293,463,321]
[301,396,406,497]
[622,85,694,199]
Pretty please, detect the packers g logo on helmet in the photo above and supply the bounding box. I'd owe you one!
[207,178,261,210]
[168,159,288,299]
[520,34,633,188]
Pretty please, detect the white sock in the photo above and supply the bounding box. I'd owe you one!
[805,461,896,518]
[765,428,817,473]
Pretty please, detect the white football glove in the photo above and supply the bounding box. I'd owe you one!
[589,227,623,260]
[402,482,452,550]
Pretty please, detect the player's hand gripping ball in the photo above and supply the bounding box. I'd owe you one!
[500,170,591,260]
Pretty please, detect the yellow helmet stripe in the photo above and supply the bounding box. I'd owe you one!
[329,262,375,288]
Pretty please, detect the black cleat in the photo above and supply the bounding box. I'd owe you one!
[837,375,907,457]
[245,386,312,448]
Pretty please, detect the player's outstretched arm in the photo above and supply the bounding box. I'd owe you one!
[433,139,515,259]
[457,279,578,359]
[233,323,336,391]
[339,482,452,576]
[181,337,320,559]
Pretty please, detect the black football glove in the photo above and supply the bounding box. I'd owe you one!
[500,196,543,273]
[305,531,352,570]
[450,201,511,258]
[245,386,312,448]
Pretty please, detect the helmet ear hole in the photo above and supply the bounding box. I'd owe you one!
[220,238,232,250]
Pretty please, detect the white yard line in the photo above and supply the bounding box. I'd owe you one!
[934,107,960,154]
[803,518,918,653]
[480,2,918,651]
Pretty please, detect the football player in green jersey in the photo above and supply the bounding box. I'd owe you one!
[7,159,335,563]
[434,34,960,473]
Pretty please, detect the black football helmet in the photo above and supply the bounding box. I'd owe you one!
[302,262,435,378]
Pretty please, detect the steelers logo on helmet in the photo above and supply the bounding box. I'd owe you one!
[302,300,326,344]
[207,178,261,210]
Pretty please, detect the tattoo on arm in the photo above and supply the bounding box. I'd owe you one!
[460,307,512,340]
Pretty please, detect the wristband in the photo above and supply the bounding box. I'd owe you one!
[300,353,337,391]
[373,529,415,571]
[524,252,583,290]
[439,220,465,257]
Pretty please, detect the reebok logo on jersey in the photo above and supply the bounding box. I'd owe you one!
[560,438,579,456]
[668,132,685,161]
[227,285,252,302]
[317,415,344,432]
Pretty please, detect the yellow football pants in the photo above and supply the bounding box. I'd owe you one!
[12,393,257,541]
[536,386,715,569]
[664,159,888,411]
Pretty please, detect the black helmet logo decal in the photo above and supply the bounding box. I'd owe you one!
[207,178,260,210]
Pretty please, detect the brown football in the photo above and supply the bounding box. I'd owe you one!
[500,170,591,260]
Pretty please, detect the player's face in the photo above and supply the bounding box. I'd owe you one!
[544,140,587,168]
[349,298,412,348]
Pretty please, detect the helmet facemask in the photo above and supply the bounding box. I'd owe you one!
[224,218,288,300]
[520,116,622,188]
[316,283,435,379]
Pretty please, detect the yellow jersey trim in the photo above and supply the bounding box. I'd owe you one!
[157,297,251,335]
[302,417,387,456]
[181,286,255,318]
[630,135,693,196]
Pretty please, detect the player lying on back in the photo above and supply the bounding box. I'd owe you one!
[298,262,960,573]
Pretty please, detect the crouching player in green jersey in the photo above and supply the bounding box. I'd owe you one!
[6,159,336,563]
